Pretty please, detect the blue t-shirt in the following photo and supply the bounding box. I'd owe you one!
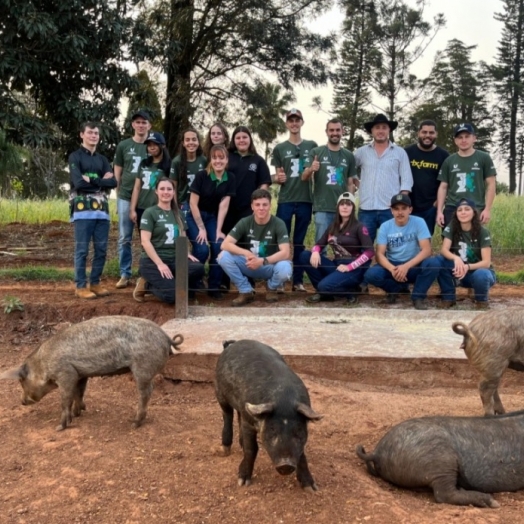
[377,216,431,263]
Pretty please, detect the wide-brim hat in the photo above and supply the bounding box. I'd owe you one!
[364,114,398,133]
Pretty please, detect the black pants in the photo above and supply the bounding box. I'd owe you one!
[139,257,205,304]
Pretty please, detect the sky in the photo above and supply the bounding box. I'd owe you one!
[292,0,505,174]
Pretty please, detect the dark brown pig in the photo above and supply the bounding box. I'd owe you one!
[215,340,322,491]
[452,309,524,415]
[0,316,183,430]
[357,410,524,508]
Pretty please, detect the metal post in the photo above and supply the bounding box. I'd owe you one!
[175,237,188,319]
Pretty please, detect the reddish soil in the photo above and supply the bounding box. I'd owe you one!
[1,222,524,523]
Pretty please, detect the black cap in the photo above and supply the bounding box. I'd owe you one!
[390,193,412,207]
[456,197,477,209]
[131,110,151,121]
[454,123,475,136]
[144,131,166,146]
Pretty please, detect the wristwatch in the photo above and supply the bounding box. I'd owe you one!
[263,257,269,265]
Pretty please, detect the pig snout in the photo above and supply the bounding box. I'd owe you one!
[275,459,296,475]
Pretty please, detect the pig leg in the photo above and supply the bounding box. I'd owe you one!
[237,411,243,449]
[479,377,503,416]
[493,390,505,415]
[73,377,88,417]
[219,403,234,456]
[432,477,499,508]
[57,387,75,431]
[133,379,153,427]
[238,424,258,487]
[296,452,317,492]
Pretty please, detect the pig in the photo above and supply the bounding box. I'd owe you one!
[0,315,183,431]
[215,339,322,491]
[452,309,524,416]
[356,410,524,508]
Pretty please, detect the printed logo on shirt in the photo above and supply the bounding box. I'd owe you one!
[248,163,258,172]
[387,232,417,249]
[325,166,345,186]
[410,159,439,170]
[456,173,476,193]
[165,224,177,244]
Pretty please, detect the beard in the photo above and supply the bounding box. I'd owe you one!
[418,137,436,150]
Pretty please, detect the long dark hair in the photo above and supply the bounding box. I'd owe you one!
[327,200,359,236]
[229,125,258,155]
[178,128,203,187]
[450,206,482,249]
[154,176,186,235]
[141,145,171,175]
[203,123,230,159]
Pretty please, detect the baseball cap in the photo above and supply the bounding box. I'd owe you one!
[286,108,303,120]
[144,131,166,146]
[131,110,151,121]
[390,193,412,207]
[337,192,356,206]
[456,197,477,209]
[454,123,475,136]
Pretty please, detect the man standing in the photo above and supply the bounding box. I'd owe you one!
[355,114,413,242]
[271,108,318,292]
[362,194,438,310]
[302,118,357,242]
[68,123,117,299]
[405,120,449,235]
[113,110,151,288]
[436,123,497,228]
[218,189,292,306]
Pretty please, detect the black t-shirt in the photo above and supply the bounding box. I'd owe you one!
[405,144,449,211]
[227,152,272,211]
[189,170,236,215]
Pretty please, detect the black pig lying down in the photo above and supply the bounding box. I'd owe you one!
[215,339,322,491]
[0,316,184,431]
[356,410,524,508]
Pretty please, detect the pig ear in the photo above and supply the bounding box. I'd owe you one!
[245,402,275,418]
[0,366,25,380]
[296,403,323,421]
[222,340,236,349]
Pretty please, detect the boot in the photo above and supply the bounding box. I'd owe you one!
[75,288,97,300]
[90,284,110,297]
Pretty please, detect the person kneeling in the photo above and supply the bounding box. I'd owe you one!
[362,194,438,310]
[135,177,205,304]
[218,189,292,306]
[300,192,373,305]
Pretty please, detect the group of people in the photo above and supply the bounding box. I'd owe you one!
[68,108,497,309]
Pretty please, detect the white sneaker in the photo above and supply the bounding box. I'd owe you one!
[276,284,285,294]
[292,283,306,292]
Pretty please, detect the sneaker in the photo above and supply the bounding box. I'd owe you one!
[412,299,428,310]
[438,300,456,309]
[232,292,255,307]
[266,286,279,303]
[75,288,97,300]
[133,277,147,302]
[276,284,285,294]
[115,277,130,289]
[89,284,110,297]
[292,283,307,292]
[474,301,490,310]
[359,284,369,295]
[208,290,224,301]
[305,293,334,304]
[380,293,398,305]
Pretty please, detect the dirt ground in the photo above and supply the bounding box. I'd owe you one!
[2,222,524,523]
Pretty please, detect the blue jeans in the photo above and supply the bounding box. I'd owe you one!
[314,212,335,243]
[276,202,312,285]
[117,198,134,278]
[358,209,393,242]
[217,252,292,293]
[186,210,224,291]
[299,251,369,298]
[363,258,439,300]
[74,219,110,288]
[432,255,496,302]
[412,207,437,237]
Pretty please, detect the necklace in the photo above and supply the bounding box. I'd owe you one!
[326,147,342,169]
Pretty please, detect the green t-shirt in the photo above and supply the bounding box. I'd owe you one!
[442,223,492,267]
[305,146,357,212]
[140,206,181,262]
[271,139,318,203]
[134,162,167,210]
[169,154,207,205]
[114,138,148,201]
[438,150,497,209]
[229,215,289,257]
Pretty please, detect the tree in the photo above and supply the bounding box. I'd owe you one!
[491,0,524,194]
[143,0,333,154]
[0,129,29,197]
[244,81,296,161]
[0,0,155,156]
[332,0,381,149]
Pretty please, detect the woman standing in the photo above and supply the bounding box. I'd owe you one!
[435,198,495,309]
[169,128,206,213]
[187,145,236,300]
[129,131,171,228]
[299,192,374,304]
[134,177,205,304]
[202,123,230,160]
